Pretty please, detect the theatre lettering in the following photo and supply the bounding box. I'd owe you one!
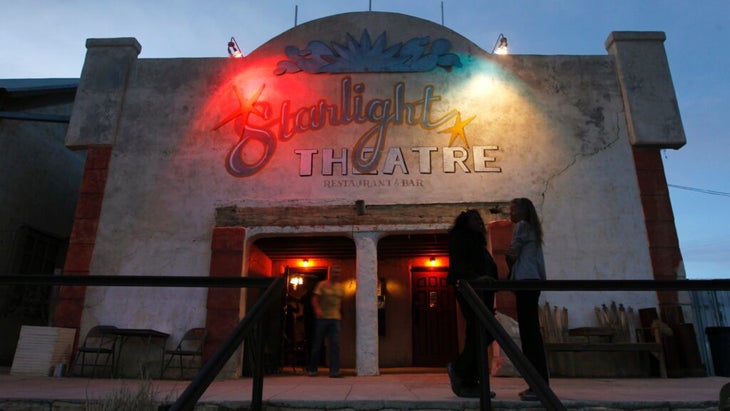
[214,76,493,177]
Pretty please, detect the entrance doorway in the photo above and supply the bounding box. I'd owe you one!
[411,267,457,366]
[282,266,328,370]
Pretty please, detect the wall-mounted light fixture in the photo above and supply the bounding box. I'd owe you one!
[377,277,386,308]
[227,37,243,58]
[492,33,509,55]
[302,258,309,267]
[356,199,366,216]
[429,257,437,266]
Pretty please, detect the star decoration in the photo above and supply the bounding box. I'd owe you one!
[439,112,476,148]
[213,84,266,136]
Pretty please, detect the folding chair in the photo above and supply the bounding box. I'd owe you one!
[160,327,207,379]
[71,325,118,377]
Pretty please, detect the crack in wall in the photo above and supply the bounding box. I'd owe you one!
[539,111,623,211]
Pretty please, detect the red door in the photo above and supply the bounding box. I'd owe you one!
[411,268,458,366]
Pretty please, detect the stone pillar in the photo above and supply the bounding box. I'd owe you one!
[604,31,686,148]
[206,227,246,378]
[353,232,380,376]
[66,37,142,148]
[55,37,141,347]
[632,148,682,307]
[53,147,112,331]
[605,32,686,309]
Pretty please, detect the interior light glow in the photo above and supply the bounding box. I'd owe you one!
[302,259,309,267]
[289,275,303,289]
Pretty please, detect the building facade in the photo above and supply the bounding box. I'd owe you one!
[53,12,687,377]
[0,79,84,365]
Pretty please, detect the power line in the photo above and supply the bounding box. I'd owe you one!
[668,184,730,197]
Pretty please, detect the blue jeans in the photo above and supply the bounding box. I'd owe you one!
[308,319,340,374]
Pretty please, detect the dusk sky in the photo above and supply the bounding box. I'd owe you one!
[2,1,728,279]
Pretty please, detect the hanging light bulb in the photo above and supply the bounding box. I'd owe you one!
[290,276,303,290]
[227,37,243,58]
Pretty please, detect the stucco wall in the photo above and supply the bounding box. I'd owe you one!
[67,12,674,343]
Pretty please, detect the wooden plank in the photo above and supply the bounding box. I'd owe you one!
[10,326,76,376]
[545,342,667,378]
[215,202,509,227]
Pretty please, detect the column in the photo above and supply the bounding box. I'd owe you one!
[53,147,112,330]
[604,31,685,148]
[206,227,246,378]
[55,37,141,334]
[605,32,686,308]
[66,37,142,148]
[353,232,380,376]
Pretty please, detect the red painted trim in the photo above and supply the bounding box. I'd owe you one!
[53,146,112,332]
[205,227,246,363]
[632,147,682,306]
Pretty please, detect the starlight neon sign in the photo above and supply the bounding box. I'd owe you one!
[215,77,478,176]
[213,30,501,178]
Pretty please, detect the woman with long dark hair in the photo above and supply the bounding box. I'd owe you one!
[446,209,498,398]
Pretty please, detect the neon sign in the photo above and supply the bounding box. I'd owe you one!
[213,30,502,178]
[214,76,498,177]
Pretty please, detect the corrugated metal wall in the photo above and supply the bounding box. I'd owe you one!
[690,290,730,375]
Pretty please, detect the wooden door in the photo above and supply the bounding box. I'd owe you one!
[411,268,458,366]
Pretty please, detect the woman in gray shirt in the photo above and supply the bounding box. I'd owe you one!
[506,197,549,401]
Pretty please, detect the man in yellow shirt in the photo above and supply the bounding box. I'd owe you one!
[307,265,345,377]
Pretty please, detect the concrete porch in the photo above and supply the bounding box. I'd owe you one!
[0,367,726,410]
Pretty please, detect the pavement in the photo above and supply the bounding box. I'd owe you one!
[0,368,728,410]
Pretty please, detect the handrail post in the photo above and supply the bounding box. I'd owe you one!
[251,321,266,411]
[477,321,492,411]
[168,275,286,411]
[457,280,566,411]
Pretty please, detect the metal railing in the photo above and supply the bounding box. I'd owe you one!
[457,280,565,411]
[458,278,730,411]
[4,275,730,411]
[0,274,286,411]
[165,275,286,411]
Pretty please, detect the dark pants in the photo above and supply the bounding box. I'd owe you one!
[455,290,495,386]
[515,290,550,384]
[308,319,340,375]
